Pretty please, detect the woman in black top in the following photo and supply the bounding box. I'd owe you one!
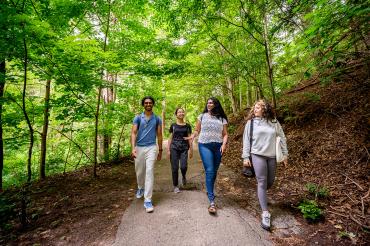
[167,108,193,193]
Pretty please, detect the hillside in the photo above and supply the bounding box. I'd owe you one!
[222,59,370,245]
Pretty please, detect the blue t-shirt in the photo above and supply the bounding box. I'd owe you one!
[133,113,162,147]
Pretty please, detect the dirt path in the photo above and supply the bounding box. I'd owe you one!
[1,141,302,245]
[113,143,275,246]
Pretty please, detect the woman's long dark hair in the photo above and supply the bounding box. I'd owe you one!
[202,97,228,122]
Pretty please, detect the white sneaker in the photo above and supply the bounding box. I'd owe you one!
[261,211,271,231]
[174,187,180,193]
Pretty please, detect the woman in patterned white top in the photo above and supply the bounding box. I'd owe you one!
[188,97,228,214]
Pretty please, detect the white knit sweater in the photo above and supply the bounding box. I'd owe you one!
[242,117,288,160]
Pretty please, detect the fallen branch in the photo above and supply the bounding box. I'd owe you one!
[349,214,370,230]
[345,193,356,203]
[361,188,370,216]
[363,145,370,158]
[326,210,348,218]
[287,80,320,94]
[342,173,364,191]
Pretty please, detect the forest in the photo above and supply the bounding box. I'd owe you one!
[0,0,369,245]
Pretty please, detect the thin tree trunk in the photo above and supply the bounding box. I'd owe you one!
[117,125,125,159]
[263,12,276,108]
[0,60,5,191]
[238,77,242,110]
[246,78,252,107]
[102,81,113,159]
[22,37,34,182]
[94,0,112,176]
[39,78,51,179]
[94,86,102,177]
[161,79,166,137]
[226,77,237,114]
[220,46,237,114]
[75,152,84,170]
[63,123,73,174]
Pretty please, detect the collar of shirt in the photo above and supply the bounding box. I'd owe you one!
[141,112,155,121]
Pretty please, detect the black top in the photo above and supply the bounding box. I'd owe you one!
[169,123,192,150]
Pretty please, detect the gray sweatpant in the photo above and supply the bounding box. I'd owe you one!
[251,154,277,211]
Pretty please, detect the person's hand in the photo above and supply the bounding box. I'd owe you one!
[166,147,170,159]
[189,150,193,159]
[157,150,162,161]
[283,157,288,167]
[243,159,251,167]
[183,135,194,142]
[131,148,137,159]
[220,144,227,155]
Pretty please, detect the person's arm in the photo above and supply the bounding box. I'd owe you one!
[220,123,228,155]
[185,120,201,142]
[277,121,288,166]
[242,120,251,166]
[188,125,193,159]
[157,124,163,161]
[130,124,138,158]
[167,129,172,159]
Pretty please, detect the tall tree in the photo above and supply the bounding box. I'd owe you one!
[39,77,51,179]
[0,60,5,191]
[22,36,34,182]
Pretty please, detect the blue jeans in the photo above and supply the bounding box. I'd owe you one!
[198,142,222,202]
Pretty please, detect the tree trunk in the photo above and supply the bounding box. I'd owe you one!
[102,78,114,159]
[94,86,102,177]
[39,78,51,179]
[63,131,72,174]
[263,12,276,108]
[238,77,242,111]
[246,78,252,107]
[219,45,238,114]
[117,125,125,159]
[99,0,112,161]
[161,79,166,137]
[0,60,5,191]
[226,77,237,114]
[22,38,34,182]
[94,0,112,175]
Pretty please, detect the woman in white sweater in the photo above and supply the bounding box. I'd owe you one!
[242,99,288,231]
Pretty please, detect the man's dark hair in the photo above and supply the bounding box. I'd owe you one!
[141,96,155,106]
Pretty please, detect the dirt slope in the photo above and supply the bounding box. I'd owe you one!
[222,60,370,245]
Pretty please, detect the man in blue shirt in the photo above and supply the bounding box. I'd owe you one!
[130,96,163,213]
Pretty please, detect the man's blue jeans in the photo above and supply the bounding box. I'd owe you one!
[198,142,222,202]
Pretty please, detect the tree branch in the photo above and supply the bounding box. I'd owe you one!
[239,0,264,36]
[32,41,96,112]
[215,15,264,46]
[51,127,92,162]
[205,27,261,89]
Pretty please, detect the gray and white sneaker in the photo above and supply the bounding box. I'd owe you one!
[174,187,180,193]
[135,188,144,199]
[261,211,271,231]
[144,201,154,213]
